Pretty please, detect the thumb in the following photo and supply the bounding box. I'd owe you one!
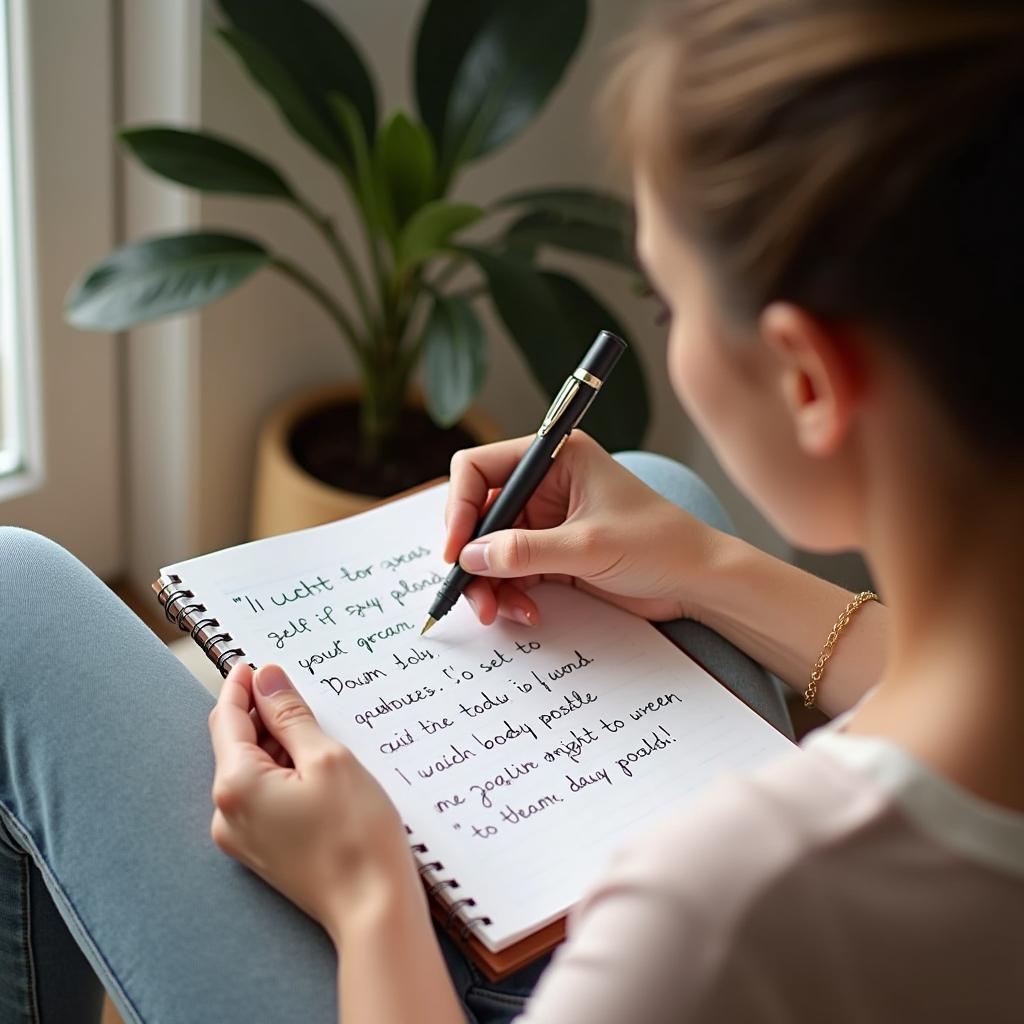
[253,664,332,767]
[459,526,580,579]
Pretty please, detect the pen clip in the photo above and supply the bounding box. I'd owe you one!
[538,376,579,437]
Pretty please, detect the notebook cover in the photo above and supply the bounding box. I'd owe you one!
[431,904,567,983]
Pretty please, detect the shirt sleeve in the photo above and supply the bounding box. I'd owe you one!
[511,859,726,1024]
[511,740,950,1024]
[511,769,795,1024]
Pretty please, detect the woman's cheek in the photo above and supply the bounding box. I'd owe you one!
[666,315,738,443]
[666,319,700,419]
[663,300,860,552]
[666,314,790,516]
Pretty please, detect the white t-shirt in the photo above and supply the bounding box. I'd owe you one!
[516,719,1024,1023]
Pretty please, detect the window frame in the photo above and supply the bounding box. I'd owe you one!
[0,0,122,577]
[0,0,42,499]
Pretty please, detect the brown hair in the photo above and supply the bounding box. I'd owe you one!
[608,0,1024,448]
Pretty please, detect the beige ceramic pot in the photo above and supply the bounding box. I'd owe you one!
[250,383,503,539]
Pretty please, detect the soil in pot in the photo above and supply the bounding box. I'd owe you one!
[290,401,477,498]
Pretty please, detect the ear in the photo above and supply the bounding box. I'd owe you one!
[759,302,864,457]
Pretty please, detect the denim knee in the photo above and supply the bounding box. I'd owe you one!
[613,451,737,536]
[0,527,92,685]
[0,525,70,573]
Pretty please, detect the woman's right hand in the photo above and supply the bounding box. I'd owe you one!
[444,431,721,627]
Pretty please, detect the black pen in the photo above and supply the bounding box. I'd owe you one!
[421,330,628,635]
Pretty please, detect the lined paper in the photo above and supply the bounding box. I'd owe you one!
[165,484,794,951]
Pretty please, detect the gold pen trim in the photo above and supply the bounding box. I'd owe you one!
[538,377,580,437]
[550,434,570,459]
[573,368,603,390]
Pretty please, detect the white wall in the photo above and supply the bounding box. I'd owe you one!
[121,2,203,588]
[178,0,795,569]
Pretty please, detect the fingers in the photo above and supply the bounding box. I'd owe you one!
[459,524,580,579]
[494,581,539,626]
[444,437,535,562]
[261,733,294,768]
[461,578,540,627]
[252,664,337,770]
[464,578,498,624]
[209,662,259,768]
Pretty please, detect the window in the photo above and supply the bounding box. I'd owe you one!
[0,0,37,490]
[0,0,120,574]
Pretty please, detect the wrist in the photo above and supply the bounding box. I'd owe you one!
[677,527,778,638]
[668,516,745,624]
[324,867,428,952]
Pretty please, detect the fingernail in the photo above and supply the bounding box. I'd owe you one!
[256,665,290,697]
[460,542,489,573]
[512,607,534,626]
[465,591,479,615]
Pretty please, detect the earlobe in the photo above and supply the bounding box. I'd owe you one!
[794,400,838,456]
[760,302,861,457]
[779,364,835,456]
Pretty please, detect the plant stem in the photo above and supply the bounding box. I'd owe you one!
[328,167,412,461]
[333,168,392,324]
[294,197,376,335]
[358,343,413,464]
[269,255,367,366]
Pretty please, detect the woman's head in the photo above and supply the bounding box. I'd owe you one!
[609,0,1024,550]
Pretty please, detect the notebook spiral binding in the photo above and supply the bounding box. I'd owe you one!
[153,573,493,941]
[154,574,249,678]
[407,826,493,940]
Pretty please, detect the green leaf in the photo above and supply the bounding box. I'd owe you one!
[374,112,437,230]
[502,210,635,269]
[421,294,488,427]
[397,200,483,272]
[217,0,377,159]
[415,0,587,182]
[329,93,387,232]
[65,232,269,332]
[119,127,295,198]
[461,246,568,389]
[495,186,633,233]
[217,28,348,170]
[461,246,648,450]
[540,271,648,451]
[415,0,498,155]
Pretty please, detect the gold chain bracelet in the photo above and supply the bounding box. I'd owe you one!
[803,590,879,709]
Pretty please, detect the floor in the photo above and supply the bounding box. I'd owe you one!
[98,579,822,1023]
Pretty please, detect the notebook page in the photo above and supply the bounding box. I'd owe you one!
[164,483,795,951]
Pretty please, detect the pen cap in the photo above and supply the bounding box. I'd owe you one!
[578,330,627,384]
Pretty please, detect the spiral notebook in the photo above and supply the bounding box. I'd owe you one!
[154,481,794,980]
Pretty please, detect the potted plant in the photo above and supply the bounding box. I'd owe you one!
[66,0,650,537]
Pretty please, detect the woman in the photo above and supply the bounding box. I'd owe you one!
[3,0,1022,1020]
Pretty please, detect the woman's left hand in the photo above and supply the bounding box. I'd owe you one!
[207,661,424,944]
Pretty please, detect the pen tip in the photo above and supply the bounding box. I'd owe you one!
[420,615,437,637]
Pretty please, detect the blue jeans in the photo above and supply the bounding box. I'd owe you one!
[0,453,791,1024]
